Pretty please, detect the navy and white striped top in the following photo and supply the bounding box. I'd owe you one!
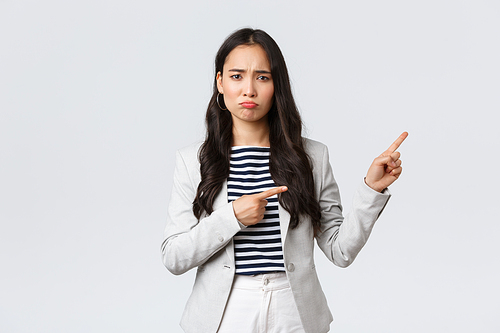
[228,146,286,275]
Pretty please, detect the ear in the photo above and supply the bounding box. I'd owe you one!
[216,71,223,94]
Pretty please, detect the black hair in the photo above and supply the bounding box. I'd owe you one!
[193,28,321,233]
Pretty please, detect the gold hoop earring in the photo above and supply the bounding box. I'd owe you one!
[217,92,227,111]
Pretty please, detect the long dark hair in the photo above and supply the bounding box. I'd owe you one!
[193,28,321,233]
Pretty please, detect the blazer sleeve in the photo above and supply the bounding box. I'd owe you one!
[314,143,391,268]
[161,148,243,275]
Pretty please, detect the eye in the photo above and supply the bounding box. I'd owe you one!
[257,75,270,81]
[230,74,242,79]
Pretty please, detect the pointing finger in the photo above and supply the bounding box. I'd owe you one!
[254,186,288,200]
[386,132,408,153]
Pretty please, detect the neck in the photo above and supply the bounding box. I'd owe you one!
[231,117,270,147]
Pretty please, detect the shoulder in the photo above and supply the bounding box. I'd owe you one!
[303,137,327,151]
[302,138,333,180]
[176,141,203,163]
[177,141,203,155]
[303,137,328,161]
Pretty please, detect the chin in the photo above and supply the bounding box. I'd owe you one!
[240,109,258,118]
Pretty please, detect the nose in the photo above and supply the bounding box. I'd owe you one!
[243,79,256,97]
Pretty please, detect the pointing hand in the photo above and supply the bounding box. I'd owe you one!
[232,186,288,226]
[365,132,408,192]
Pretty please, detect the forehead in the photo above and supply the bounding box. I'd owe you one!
[224,44,271,70]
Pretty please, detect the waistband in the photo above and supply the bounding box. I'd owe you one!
[232,272,289,291]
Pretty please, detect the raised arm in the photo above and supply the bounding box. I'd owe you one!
[314,133,407,267]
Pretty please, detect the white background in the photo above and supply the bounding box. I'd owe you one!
[1,1,499,332]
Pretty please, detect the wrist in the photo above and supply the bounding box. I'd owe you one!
[364,177,385,193]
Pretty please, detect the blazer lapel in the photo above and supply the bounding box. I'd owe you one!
[278,203,290,247]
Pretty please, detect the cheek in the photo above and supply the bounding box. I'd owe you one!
[223,85,239,102]
[263,87,275,104]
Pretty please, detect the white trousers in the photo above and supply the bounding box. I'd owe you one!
[217,272,306,333]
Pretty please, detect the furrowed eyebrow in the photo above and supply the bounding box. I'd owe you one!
[228,69,272,74]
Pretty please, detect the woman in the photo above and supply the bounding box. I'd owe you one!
[161,28,407,333]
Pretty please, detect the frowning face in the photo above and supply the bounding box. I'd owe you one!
[217,44,274,127]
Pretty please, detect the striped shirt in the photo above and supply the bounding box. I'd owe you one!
[228,146,286,275]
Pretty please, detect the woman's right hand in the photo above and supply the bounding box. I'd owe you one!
[232,186,288,226]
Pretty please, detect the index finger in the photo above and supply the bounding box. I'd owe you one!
[386,132,408,153]
[254,186,288,200]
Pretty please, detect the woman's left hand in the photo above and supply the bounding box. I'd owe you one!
[365,132,408,193]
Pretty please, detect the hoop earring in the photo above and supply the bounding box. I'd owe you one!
[217,92,227,111]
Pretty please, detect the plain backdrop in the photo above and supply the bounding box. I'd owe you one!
[1,1,499,332]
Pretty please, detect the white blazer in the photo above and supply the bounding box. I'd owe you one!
[161,138,391,333]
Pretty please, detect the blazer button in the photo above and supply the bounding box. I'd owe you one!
[287,263,295,272]
[218,235,224,242]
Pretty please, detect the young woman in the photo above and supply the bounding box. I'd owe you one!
[161,28,407,333]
